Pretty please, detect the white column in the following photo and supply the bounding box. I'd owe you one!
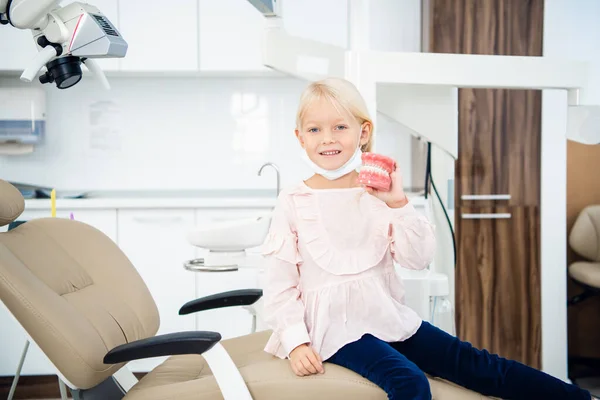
[347,0,369,51]
[540,89,569,381]
[345,0,377,148]
[538,0,600,381]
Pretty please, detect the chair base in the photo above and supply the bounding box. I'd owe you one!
[567,279,600,383]
[71,376,126,400]
[568,286,600,306]
[567,278,600,306]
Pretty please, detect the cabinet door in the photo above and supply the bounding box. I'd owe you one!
[18,208,118,242]
[369,0,422,52]
[117,209,196,372]
[0,209,118,376]
[0,303,56,376]
[198,0,267,72]
[0,25,38,71]
[194,268,261,339]
[455,206,541,368]
[118,0,198,71]
[191,208,270,339]
[455,88,541,207]
[282,0,348,48]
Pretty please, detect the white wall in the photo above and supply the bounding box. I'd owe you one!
[544,0,600,103]
[540,0,600,382]
[0,76,416,192]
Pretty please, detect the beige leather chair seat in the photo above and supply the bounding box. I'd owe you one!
[569,205,600,289]
[0,179,491,400]
[569,261,600,288]
[127,330,487,400]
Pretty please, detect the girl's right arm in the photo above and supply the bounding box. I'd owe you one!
[261,194,311,358]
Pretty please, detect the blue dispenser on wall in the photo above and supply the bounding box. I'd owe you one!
[0,87,45,155]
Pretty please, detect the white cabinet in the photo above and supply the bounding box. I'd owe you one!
[1,0,354,73]
[118,0,199,71]
[17,208,118,242]
[0,304,56,376]
[0,24,39,72]
[117,209,197,372]
[198,0,267,72]
[282,0,348,49]
[194,267,261,339]
[369,0,422,52]
[197,0,349,72]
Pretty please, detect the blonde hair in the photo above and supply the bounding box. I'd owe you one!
[296,77,374,152]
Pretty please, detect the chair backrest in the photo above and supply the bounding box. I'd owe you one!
[569,204,600,262]
[0,179,160,389]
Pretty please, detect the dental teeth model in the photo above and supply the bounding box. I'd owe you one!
[358,152,395,191]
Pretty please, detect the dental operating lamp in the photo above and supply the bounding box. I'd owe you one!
[0,0,127,89]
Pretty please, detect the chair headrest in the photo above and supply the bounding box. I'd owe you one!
[569,205,600,262]
[0,180,25,227]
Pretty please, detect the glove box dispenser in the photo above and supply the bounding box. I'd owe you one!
[0,87,46,155]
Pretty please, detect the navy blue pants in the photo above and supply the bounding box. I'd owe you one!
[327,321,591,400]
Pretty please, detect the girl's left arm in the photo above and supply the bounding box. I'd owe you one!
[388,200,436,270]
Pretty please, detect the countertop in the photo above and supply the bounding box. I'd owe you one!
[23,189,427,210]
[23,189,279,210]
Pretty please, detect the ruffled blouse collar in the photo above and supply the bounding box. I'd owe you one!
[287,182,392,276]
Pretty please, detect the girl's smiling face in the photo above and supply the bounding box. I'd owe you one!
[296,96,370,171]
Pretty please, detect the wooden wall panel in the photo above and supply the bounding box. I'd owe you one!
[456,88,541,207]
[430,0,543,368]
[455,206,541,366]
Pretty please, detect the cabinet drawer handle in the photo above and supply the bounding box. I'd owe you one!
[461,213,512,219]
[132,216,183,224]
[461,194,511,200]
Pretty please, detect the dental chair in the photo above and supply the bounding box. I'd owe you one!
[567,204,600,382]
[0,179,491,399]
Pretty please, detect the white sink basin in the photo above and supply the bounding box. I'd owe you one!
[187,214,272,252]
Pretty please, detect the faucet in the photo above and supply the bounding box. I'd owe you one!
[258,162,280,197]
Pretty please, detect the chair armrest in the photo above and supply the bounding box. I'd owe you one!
[103,331,221,364]
[178,289,263,315]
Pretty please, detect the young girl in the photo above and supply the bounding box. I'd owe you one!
[260,77,596,400]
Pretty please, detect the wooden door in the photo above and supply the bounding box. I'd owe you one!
[456,88,541,207]
[455,206,541,367]
[430,0,543,368]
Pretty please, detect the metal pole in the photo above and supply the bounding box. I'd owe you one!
[58,378,69,400]
[7,340,30,400]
